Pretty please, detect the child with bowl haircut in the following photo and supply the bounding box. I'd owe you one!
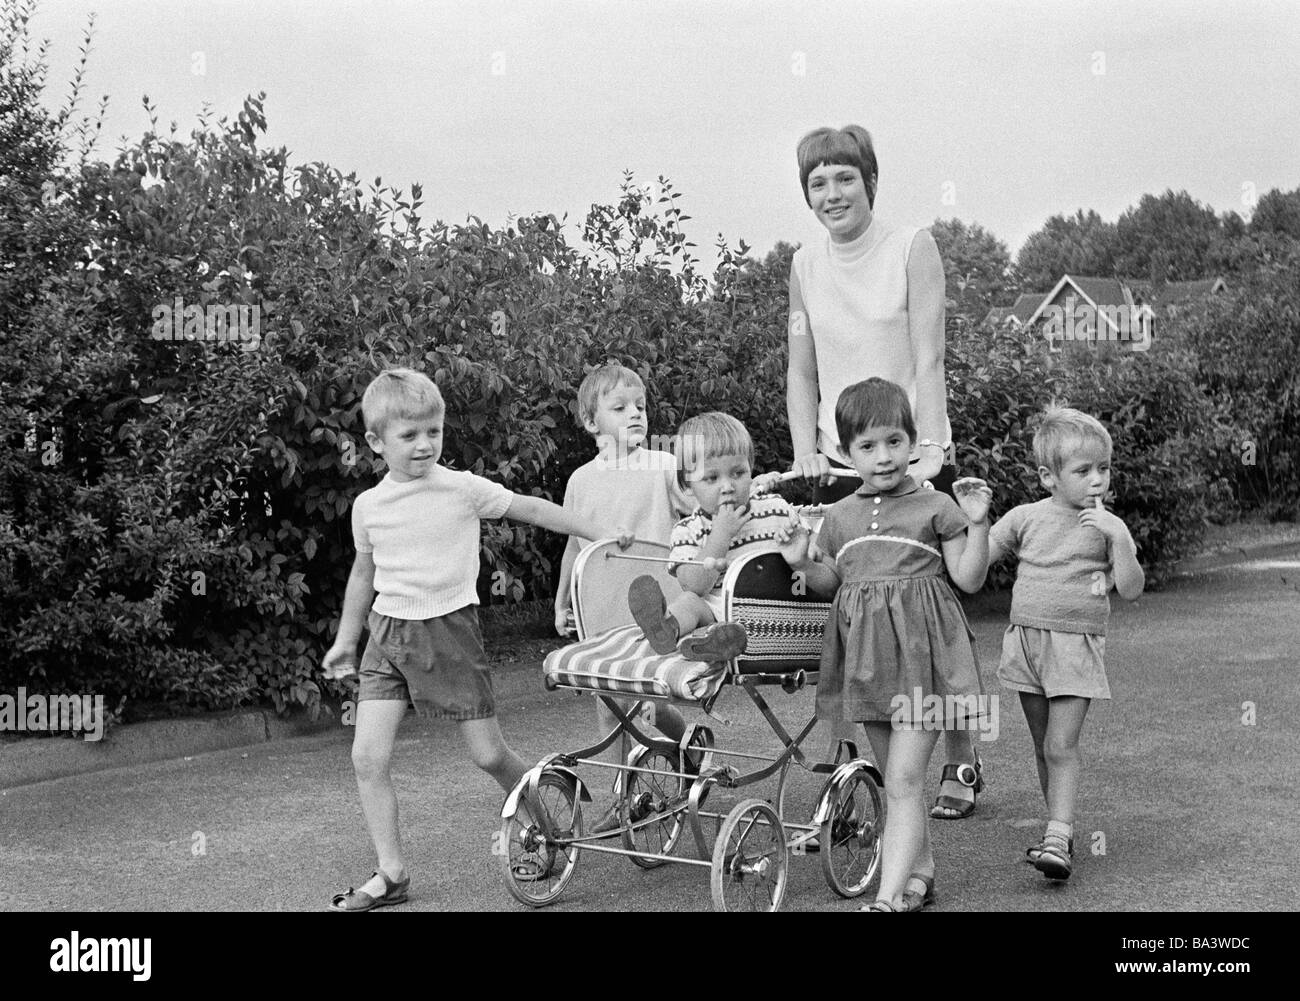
[988,406,1144,881]
[322,367,629,911]
[554,363,694,832]
[782,378,991,912]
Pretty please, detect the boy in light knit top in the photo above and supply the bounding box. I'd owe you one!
[554,364,693,833]
[322,368,628,911]
[987,406,1144,882]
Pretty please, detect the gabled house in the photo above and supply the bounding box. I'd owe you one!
[1129,277,1229,320]
[984,274,1228,354]
[983,292,1046,328]
[1025,275,1154,352]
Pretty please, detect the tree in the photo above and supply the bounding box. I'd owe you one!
[1014,209,1118,291]
[1248,186,1300,240]
[1114,190,1222,282]
[929,218,1013,322]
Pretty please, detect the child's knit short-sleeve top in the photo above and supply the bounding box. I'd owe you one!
[989,498,1116,635]
[352,466,511,620]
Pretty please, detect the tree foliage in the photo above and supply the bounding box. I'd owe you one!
[2,4,1283,720]
[930,218,1013,322]
[1114,190,1223,282]
[1014,209,1119,291]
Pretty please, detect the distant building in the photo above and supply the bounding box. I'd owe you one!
[983,292,1046,328]
[982,274,1228,353]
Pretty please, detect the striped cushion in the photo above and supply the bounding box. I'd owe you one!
[543,625,727,701]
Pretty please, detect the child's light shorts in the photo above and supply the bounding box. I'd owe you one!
[358,606,496,720]
[702,588,726,624]
[997,625,1111,700]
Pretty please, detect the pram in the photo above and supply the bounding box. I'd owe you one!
[499,492,884,912]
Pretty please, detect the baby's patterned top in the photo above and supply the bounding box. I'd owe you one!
[667,485,796,584]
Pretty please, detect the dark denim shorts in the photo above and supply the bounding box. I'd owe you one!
[358,606,496,720]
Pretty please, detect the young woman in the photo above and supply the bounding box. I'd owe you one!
[785,125,985,821]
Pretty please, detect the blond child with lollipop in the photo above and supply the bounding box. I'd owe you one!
[987,406,1144,881]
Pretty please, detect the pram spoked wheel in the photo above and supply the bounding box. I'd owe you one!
[818,767,883,897]
[620,746,686,867]
[500,770,583,907]
[710,799,789,912]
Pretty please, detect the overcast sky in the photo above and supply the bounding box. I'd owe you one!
[30,0,1300,266]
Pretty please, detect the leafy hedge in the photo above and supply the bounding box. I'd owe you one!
[1181,253,1300,519]
[0,23,1266,716]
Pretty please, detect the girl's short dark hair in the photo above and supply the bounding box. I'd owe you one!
[797,125,878,208]
[835,378,916,453]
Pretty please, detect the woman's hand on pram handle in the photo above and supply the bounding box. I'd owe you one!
[782,457,861,485]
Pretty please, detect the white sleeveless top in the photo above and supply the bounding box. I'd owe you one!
[792,218,952,458]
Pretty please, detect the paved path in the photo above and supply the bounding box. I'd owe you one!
[1,556,1296,911]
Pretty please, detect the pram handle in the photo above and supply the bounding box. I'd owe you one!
[777,466,860,483]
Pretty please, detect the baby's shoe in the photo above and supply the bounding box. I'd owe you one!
[677,622,748,664]
[629,576,680,654]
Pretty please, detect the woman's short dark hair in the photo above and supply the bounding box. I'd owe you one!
[797,125,878,209]
[835,378,915,453]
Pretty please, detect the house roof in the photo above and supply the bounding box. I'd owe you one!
[1009,293,1045,324]
[983,291,1049,327]
[1126,276,1226,308]
[1063,275,1130,310]
[1025,275,1142,335]
[1150,277,1227,307]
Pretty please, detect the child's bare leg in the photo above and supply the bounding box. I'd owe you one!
[350,699,410,897]
[664,591,714,635]
[1043,696,1090,826]
[873,726,939,906]
[460,715,528,793]
[630,579,712,654]
[1018,692,1051,803]
[595,696,632,773]
[862,720,892,775]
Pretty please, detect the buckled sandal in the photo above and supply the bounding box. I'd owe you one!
[860,898,898,912]
[1025,836,1074,865]
[929,757,983,820]
[1034,832,1074,880]
[896,871,936,912]
[328,869,410,912]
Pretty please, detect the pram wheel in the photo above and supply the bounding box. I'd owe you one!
[818,768,883,898]
[621,747,686,868]
[710,799,788,912]
[500,771,583,907]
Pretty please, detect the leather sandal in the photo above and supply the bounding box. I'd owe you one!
[860,898,898,912]
[897,871,936,912]
[1025,836,1073,865]
[329,869,410,912]
[929,756,983,820]
[1034,832,1073,880]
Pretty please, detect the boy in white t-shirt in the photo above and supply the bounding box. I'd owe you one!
[554,364,693,832]
[322,368,628,911]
